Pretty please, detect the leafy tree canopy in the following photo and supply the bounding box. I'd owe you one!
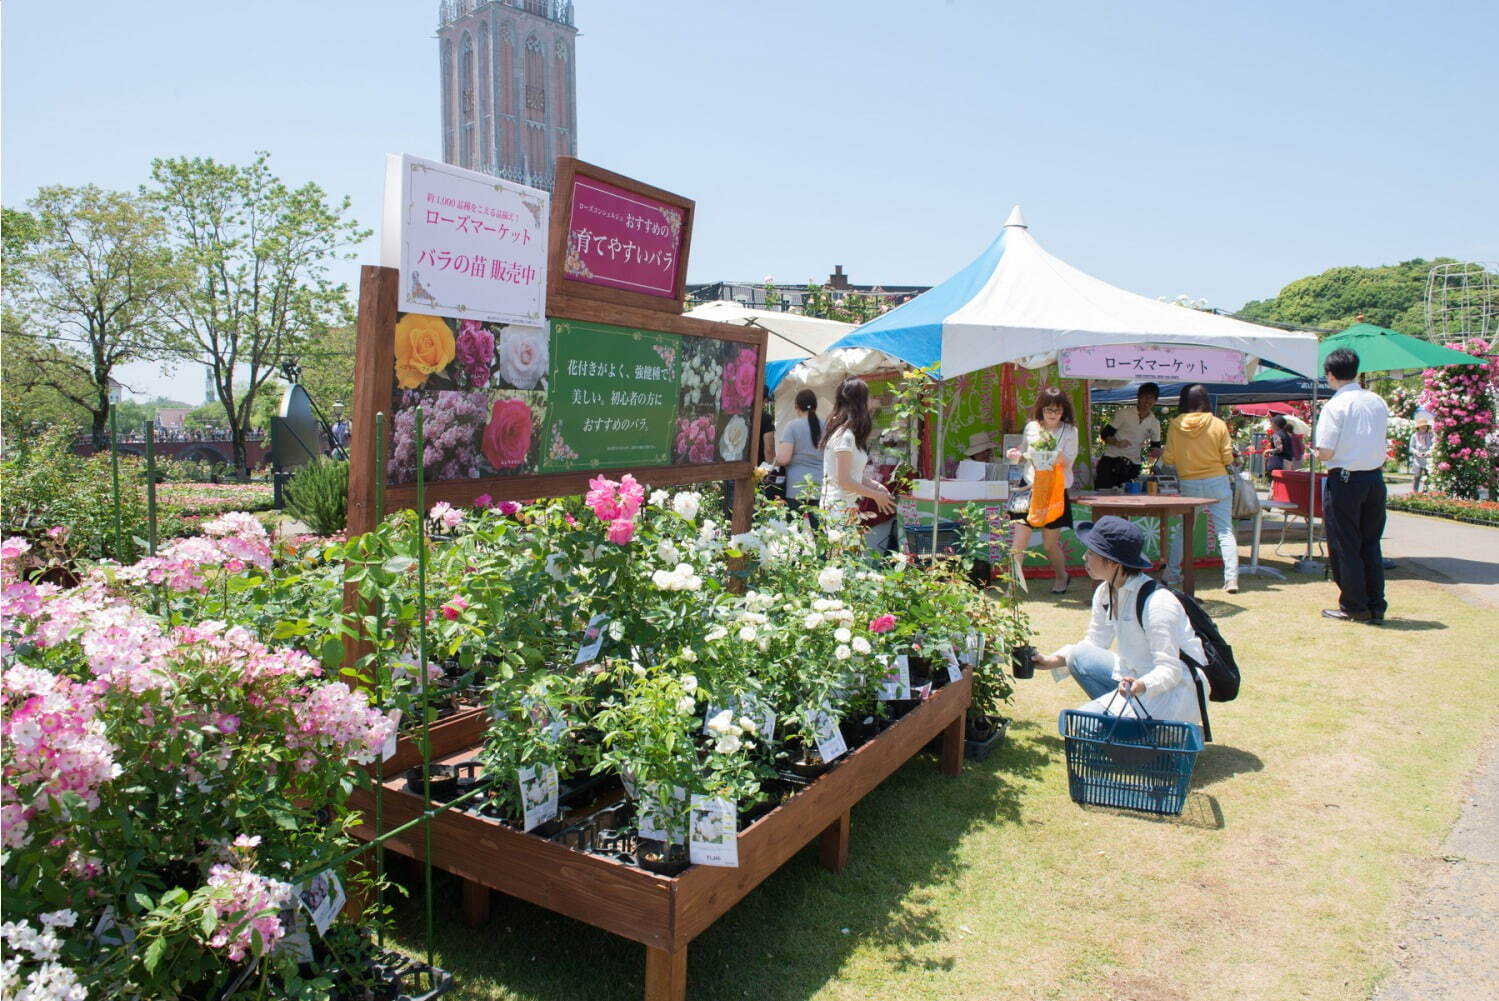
[1237,257,1459,338]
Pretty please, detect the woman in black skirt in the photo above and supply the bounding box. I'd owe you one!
[1005,387,1080,594]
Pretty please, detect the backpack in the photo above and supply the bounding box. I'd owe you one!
[1135,579,1240,742]
[1288,432,1305,463]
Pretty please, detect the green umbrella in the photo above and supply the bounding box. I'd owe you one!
[1317,322,1479,374]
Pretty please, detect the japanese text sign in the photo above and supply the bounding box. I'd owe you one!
[382,153,548,325]
[563,176,685,299]
[1058,343,1248,384]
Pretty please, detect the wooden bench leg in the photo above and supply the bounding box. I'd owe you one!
[819,809,851,874]
[940,712,965,777]
[644,944,688,1001]
[461,878,490,926]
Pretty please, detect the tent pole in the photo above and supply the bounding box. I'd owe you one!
[1295,378,1324,574]
[930,376,943,558]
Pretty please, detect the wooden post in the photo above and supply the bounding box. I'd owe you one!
[940,711,965,777]
[461,878,491,926]
[819,809,851,874]
[346,265,399,540]
[644,944,688,1001]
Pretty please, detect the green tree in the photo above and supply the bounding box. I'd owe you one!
[1237,258,1458,337]
[149,152,368,474]
[291,323,357,418]
[2,187,182,443]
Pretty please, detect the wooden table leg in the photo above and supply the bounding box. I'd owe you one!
[819,809,851,874]
[1182,509,1197,595]
[461,878,490,926]
[644,944,688,1001]
[940,712,965,777]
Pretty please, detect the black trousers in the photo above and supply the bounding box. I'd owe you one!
[1095,456,1141,489]
[1322,469,1387,617]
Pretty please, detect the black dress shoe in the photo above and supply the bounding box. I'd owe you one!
[1370,612,1386,624]
[1321,608,1372,622]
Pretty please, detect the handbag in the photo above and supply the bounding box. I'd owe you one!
[1006,486,1032,516]
[1229,464,1260,519]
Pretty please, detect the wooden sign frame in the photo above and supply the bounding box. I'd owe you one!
[346,267,767,538]
[546,157,695,318]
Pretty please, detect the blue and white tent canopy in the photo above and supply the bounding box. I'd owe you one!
[781,207,1318,398]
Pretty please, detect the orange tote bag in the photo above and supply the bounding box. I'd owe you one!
[1026,463,1067,527]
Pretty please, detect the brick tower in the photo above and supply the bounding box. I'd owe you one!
[437,0,578,190]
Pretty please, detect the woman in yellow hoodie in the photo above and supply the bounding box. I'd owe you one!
[1161,384,1239,593]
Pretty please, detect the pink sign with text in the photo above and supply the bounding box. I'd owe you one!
[563,177,685,298]
[1058,344,1247,384]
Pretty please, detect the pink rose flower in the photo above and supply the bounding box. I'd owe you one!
[497,500,521,516]
[455,320,495,387]
[441,597,468,620]
[482,398,533,470]
[720,347,759,413]
[869,614,897,634]
[606,518,636,545]
[473,493,493,508]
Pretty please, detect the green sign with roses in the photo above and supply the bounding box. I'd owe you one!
[385,313,760,484]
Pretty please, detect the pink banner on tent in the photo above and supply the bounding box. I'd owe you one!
[563,176,685,298]
[1057,343,1247,383]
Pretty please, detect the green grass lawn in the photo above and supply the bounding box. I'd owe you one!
[389,560,1498,1001]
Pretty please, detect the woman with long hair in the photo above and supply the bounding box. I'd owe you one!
[1161,383,1238,593]
[775,389,825,514]
[1005,386,1080,594]
[821,378,894,534]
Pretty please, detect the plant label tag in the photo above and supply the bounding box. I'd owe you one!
[878,656,911,700]
[943,646,963,683]
[637,784,685,842]
[277,904,315,961]
[740,691,776,742]
[914,681,934,700]
[381,710,403,762]
[961,632,983,668]
[298,871,346,936]
[689,795,738,867]
[522,697,567,744]
[814,708,848,762]
[519,763,559,831]
[575,614,608,664]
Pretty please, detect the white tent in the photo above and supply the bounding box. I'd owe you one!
[781,207,1319,398]
[684,300,854,363]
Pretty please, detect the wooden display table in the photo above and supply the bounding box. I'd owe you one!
[350,672,971,1001]
[1070,493,1216,594]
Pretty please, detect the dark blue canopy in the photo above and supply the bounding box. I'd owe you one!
[1090,372,1329,408]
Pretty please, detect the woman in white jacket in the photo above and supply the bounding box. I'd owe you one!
[1029,516,1206,725]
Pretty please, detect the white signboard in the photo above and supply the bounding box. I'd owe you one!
[382,153,549,325]
[1058,343,1248,384]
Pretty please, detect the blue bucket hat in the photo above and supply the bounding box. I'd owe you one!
[1074,516,1154,571]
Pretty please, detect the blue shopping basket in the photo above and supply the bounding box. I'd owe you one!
[1058,698,1204,815]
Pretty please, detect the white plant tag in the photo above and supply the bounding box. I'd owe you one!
[914,681,934,700]
[381,710,403,762]
[522,697,567,744]
[813,707,848,762]
[943,646,963,684]
[275,905,315,961]
[637,784,685,842]
[879,655,911,701]
[574,613,607,664]
[519,763,559,831]
[960,632,982,668]
[298,872,346,936]
[689,795,738,867]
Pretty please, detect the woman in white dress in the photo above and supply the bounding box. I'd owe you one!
[820,378,894,538]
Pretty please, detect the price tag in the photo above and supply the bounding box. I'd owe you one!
[519,764,559,831]
[813,706,848,763]
[688,795,738,867]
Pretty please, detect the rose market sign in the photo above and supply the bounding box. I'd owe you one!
[382,153,549,325]
[1057,343,1248,384]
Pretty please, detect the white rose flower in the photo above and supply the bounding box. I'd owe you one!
[738,625,757,642]
[676,695,697,715]
[719,414,749,461]
[817,567,845,593]
[827,528,848,544]
[651,569,673,589]
[714,733,743,755]
[681,674,699,693]
[852,636,872,655]
[497,325,549,390]
[738,715,758,734]
[706,626,728,642]
[834,644,852,661]
[657,540,680,564]
[681,647,698,663]
[699,519,719,542]
[834,627,852,643]
[672,492,701,521]
[708,709,734,734]
[650,489,670,507]
[632,664,648,677]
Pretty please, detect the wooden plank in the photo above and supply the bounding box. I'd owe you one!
[670,672,971,945]
[462,878,491,926]
[348,785,677,949]
[346,266,399,539]
[643,944,688,1001]
[818,810,850,874]
[379,707,489,775]
[549,293,763,344]
[379,459,755,511]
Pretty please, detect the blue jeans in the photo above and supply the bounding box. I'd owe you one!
[1166,474,1238,586]
[1068,645,1119,700]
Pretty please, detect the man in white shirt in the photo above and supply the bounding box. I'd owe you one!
[1314,348,1390,623]
[1095,382,1163,489]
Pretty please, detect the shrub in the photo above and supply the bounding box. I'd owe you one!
[284,457,349,535]
[1419,338,1498,499]
[0,427,158,561]
[1388,491,1499,526]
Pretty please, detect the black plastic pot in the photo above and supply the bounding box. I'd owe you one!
[637,838,690,877]
[964,715,1010,761]
[1010,644,1038,680]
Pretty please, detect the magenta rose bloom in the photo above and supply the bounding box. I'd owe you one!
[482,398,533,470]
[455,321,496,387]
[720,347,759,413]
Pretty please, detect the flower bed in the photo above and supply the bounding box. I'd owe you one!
[1387,491,1499,526]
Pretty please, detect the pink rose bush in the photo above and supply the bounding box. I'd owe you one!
[585,474,645,545]
[1419,337,1499,499]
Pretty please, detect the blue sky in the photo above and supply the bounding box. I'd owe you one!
[5,0,1496,401]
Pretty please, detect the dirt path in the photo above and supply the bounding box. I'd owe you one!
[1369,510,1499,1000]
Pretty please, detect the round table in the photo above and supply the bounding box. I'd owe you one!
[1070,493,1217,594]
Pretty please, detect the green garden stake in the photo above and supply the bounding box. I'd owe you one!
[375,412,386,522]
[373,412,388,946]
[413,405,436,974]
[144,421,158,556]
[109,408,123,561]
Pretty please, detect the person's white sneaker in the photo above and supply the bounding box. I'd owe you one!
[1225,581,1240,594]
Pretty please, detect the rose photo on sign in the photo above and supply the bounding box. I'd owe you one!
[387,312,547,484]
